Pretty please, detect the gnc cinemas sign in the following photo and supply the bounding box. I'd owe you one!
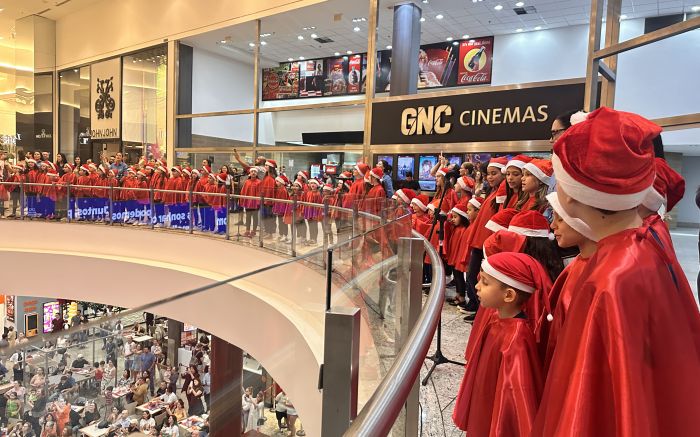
[370,82,585,144]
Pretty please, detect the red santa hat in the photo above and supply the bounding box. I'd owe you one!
[523,159,554,187]
[88,163,98,171]
[552,107,661,211]
[201,165,211,174]
[297,170,309,181]
[546,192,598,242]
[394,188,417,204]
[216,173,227,183]
[308,178,320,187]
[456,176,475,192]
[506,154,533,170]
[208,172,217,180]
[275,174,290,186]
[410,194,429,212]
[265,159,277,169]
[170,166,181,174]
[643,157,685,213]
[98,163,109,174]
[436,167,450,177]
[191,168,201,177]
[145,163,155,171]
[369,167,384,180]
[182,167,192,177]
[127,167,137,175]
[248,167,259,175]
[487,156,509,173]
[468,196,482,210]
[338,170,353,179]
[47,170,59,178]
[156,165,168,174]
[80,164,90,173]
[485,208,518,233]
[354,163,369,176]
[293,180,304,189]
[158,159,167,168]
[495,182,507,204]
[26,158,37,164]
[322,183,334,193]
[343,179,353,190]
[450,203,469,220]
[483,230,526,259]
[508,210,553,239]
[64,163,74,172]
[137,170,147,178]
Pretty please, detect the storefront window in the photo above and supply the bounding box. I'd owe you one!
[123,45,168,163]
[59,67,90,161]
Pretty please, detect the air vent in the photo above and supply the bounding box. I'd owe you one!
[314,36,334,43]
[514,6,537,15]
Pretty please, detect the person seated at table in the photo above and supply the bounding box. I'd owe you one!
[167,399,187,422]
[132,377,148,405]
[105,406,119,425]
[160,385,178,405]
[40,413,58,437]
[155,381,167,397]
[139,411,156,433]
[116,370,131,389]
[53,376,76,402]
[82,401,100,425]
[160,414,180,437]
[128,418,139,433]
[70,354,89,370]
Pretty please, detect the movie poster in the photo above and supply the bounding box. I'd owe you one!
[299,60,325,97]
[347,54,362,94]
[262,63,299,100]
[6,295,15,322]
[458,36,494,85]
[375,50,392,93]
[361,55,367,93]
[418,42,459,89]
[324,57,348,96]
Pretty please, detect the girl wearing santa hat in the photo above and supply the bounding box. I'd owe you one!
[452,252,548,437]
[508,210,564,284]
[286,180,306,245]
[504,155,533,209]
[362,167,386,216]
[302,179,323,246]
[321,183,337,244]
[261,160,279,237]
[343,163,369,211]
[454,176,475,202]
[272,174,291,243]
[517,158,555,215]
[240,167,261,238]
[446,202,471,307]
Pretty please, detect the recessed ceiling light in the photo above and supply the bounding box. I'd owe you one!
[515,1,524,7]
[494,5,503,11]
[347,50,353,54]
[516,28,523,32]
[299,56,305,60]
[452,41,459,46]
[422,0,429,3]
[420,17,426,22]
[334,52,340,56]
[386,45,392,49]
[534,26,542,30]
[436,14,444,19]
[352,17,367,22]
[288,58,294,62]
[219,39,226,44]
[446,37,453,41]
[302,26,316,30]
[248,42,255,47]
[462,34,470,39]
[353,26,361,32]
[310,33,318,38]
[260,41,267,46]
[260,33,272,38]
[692,6,700,12]
[619,14,628,20]
[297,35,304,40]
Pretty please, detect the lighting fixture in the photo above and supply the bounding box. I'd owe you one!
[260,41,267,46]
[515,1,524,7]
[248,42,255,47]
[534,26,542,30]
[260,33,272,38]
[219,39,227,44]
[311,33,318,38]
[386,45,392,49]
[446,37,453,41]
[462,34,470,39]
[353,26,360,32]
[299,56,305,60]
[516,28,523,32]
[334,52,340,56]
[620,14,628,20]
[452,41,459,46]
[693,6,700,12]
[288,58,294,61]
[73,69,78,73]
[297,35,304,40]
[302,26,316,30]
[420,17,426,22]
[346,50,353,54]
[494,5,503,11]
[352,17,367,23]
[436,14,444,19]
[422,0,429,3]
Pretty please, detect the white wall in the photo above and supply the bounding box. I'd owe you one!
[677,155,700,226]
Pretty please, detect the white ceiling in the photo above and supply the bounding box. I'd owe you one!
[0,0,102,39]
[182,0,700,63]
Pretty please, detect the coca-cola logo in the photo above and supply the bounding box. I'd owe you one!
[428,59,445,67]
[460,72,489,83]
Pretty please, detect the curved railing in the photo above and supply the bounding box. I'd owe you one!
[0,180,445,436]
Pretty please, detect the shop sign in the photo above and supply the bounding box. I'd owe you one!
[35,128,52,139]
[90,58,121,140]
[370,82,585,144]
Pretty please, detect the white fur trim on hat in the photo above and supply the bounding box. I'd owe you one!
[410,197,428,211]
[457,178,473,192]
[468,198,482,209]
[546,192,598,242]
[488,161,505,170]
[523,162,554,187]
[485,220,507,233]
[396,190,410,204]
[642,186,665,213]
[508,225,554,239]
[369,169,383,180]
[552,153,651,211]
[481,259,534,293]
[570,111,589,126]
[436,168,447,177]
[275,176,288,185]
[506,159,527,169]
[451,207,469,220]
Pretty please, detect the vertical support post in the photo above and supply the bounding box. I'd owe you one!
[393,237,424,437]
[109,185,114,225]
[210,336,243,437]
[362,0,380,160]
[390,2,422,96]
[321,307,361,437]
[601,0,622,108]
[226,190,231,240]
[66,183,72,223]
[584,0,605,112]
[166,319,182,369]
[20,181,25,220]
[189,188,194,234]
[252,19,261,156]
[291,198,298,257]
[325,248,333,311]
[258,193,264,247]
[150,188,155,230]
[322,198,330,266]
[166,40,178,165]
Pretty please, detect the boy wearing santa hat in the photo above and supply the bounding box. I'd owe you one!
[534,107,700,436]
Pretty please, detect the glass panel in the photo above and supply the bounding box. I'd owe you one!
[123,45,168,161]
[258,106,364,146]
[177,114,254,149]
[59,67,91,163]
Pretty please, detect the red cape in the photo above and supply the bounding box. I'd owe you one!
[468,183,502,249]
[532,226,700,437]
[453,316,543,436]
[447,225,471,271]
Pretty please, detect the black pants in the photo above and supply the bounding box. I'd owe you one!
[423,262,432,285]
[276,411,287,428]
[245,209,259,232]
[465,248,484,311]
[453,267,466,298]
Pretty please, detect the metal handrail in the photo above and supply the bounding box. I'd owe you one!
[344,230,445,436]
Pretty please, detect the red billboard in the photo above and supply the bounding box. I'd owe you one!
[458,36,494,85]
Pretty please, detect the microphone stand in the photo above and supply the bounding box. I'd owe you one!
[422,181,464,386]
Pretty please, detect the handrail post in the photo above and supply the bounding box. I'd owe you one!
[20,180,25,220]
[225,189,231,240]
[321,307,360,437]
[66,183,72,223]
[258,193,264,247]
[109,185,114,225]
[291,198,298,257]
[150,188,155,230]
[393,237,424,437]
[322,198,330,267]
[188,188,194,234]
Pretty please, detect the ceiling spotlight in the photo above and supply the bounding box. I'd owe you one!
[386,45,392,49]
[462,34,470,39]
[494,5,503,11]
[422,0,429,3]
[297,35,304,40]
[515,1,524,6]
[534,26,542,30]
[516,28,523,32]
[311,33,318,38]
[420,17,426,22]
[619,14,628,20]
[346,50,353,54]
[353,26,361,32]
[248,42,255,47]
[299,56,305,60]
[692,6,700,12]
[436,14,444,19]
[452,41,459,46]
[334,52,340,56]
[352,17,367,22]
[446,37,453,41]
[219,39,226,44]
[288,58,294,61]
[260,33,272,38]
[260,41,267,46]
[302,26,316,30]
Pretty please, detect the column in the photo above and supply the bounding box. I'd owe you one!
[210,336,243,437]
[166,319,182,368]
[390,2,422,96]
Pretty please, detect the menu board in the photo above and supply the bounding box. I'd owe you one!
[43,301,60,333]
[262,63,299,101]
[347,54,363,94]
[418,42,459,89]
[324,57,348,96]
[299,60,325,97]
[458,36,494,85]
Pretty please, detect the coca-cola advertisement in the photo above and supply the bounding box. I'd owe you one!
[299,60,325,97]
[458,36,494,85]
[418,42,459,89]
[347,54,363,94]
[324,57,348,96]
[262,63,299,101]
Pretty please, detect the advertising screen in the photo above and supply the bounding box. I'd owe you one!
[375,155,394,168]
[6,295,15,322]
[418,42,459,89]
[299,60,325,97]
[43,301,60,334]
[418,155,437,191]
[324,57,348,96]
[396,156,415,181]
[448,155,462,167]
[458,36,495,86]
[262,63,299,101]
[347,54,363,94]
[310,164,322,179]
